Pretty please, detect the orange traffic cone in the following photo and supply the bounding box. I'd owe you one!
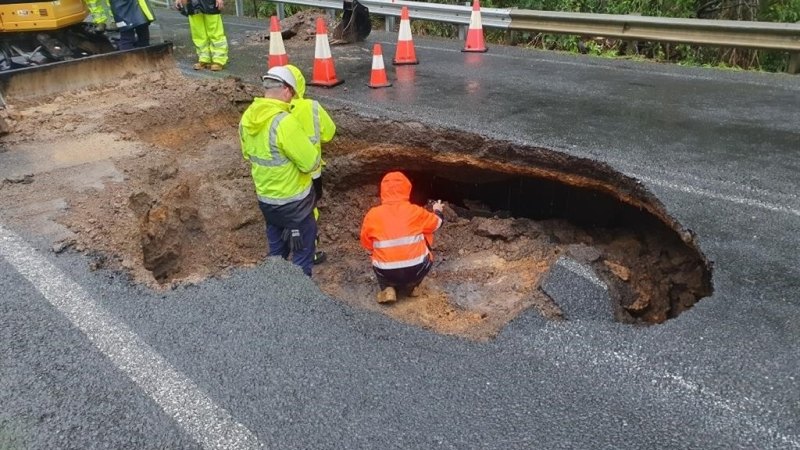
[268,16,289,68]
[309,17,344,87]
[462,0,487,53]
[368,43,392,88]
[393,6,418,65]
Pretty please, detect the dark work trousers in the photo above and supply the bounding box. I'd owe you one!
[373,257,433,292]
[260,208,317,277]
[119,23,151,50]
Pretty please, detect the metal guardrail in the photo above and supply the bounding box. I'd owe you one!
[508,10,800,52]
[363,0,511,28]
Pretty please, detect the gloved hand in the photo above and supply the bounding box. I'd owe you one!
[175,0,191,15]
[282,228,304,252]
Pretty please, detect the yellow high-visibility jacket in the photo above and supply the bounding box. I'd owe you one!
[287,65,336,180]
[291,99,335,179]
[240,97,320,205]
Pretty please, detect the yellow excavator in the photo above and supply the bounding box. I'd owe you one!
[0,0,173,106]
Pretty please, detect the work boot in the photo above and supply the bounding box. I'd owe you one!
[313,250,327,265]
[209,63,224,71]
[376,287,396,303]
[193,62,209,70]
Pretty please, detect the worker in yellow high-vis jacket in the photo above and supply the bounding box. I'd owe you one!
[84,0,116,32]
[285,64,336,265]
[175,0,228,71]
[240,67,321,276]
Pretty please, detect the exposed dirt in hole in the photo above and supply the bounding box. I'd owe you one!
[0,73,712,341]
[315,143,712,338]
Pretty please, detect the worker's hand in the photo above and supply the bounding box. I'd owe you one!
[174,0,183,8]
[282,228,304,251]
[431,200,444,213]
[215,0,224,9]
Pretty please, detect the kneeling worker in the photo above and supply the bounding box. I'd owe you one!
[360,171,445,303]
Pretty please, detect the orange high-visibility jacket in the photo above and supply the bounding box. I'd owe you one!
[360,172,443,270]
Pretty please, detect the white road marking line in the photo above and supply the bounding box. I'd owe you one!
[0,224,263,450]
[636,174,800,218]
[3,218,796,446]
[539,326,800,449]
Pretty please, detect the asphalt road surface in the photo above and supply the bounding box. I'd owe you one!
[2,9,799,449]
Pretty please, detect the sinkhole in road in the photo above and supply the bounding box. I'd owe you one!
[312,117,713,339]
[103,109,713,341]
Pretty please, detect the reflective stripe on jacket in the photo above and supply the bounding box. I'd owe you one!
[291,98,336,178]
[86,0,111,24]
[240,97,320,204]
[360,172,442,270]
[290,99,335,179]
[287,65,336,180]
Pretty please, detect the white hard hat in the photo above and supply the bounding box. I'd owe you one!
[262,66,298,95]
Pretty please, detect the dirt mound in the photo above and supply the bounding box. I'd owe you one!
[245,10,335,43]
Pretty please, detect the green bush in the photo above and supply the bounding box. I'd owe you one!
[242,1,309,18]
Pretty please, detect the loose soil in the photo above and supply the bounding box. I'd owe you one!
[0,70,712,341]
[244,10,336,44]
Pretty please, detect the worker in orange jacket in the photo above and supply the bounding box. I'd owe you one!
[360,172,445,303]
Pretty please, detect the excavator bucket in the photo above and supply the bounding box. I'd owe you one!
[0,42,175,107]
[331,0,372,45]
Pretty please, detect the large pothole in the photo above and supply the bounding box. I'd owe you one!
[55,78,711,341]
[312,118,712,339]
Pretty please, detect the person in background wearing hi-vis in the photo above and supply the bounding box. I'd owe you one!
[240,66,321,277]
[285,64,336,266]
[84,0,117,32]
[360,172,445,303]
[110,0,153,50]
[175,0,228,71]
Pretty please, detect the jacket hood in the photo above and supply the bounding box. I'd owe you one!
[286,65,306,99]
[240,97,288,136]
[380,172,412,204]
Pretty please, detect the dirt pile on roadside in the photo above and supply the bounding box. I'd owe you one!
[245,10,334,43]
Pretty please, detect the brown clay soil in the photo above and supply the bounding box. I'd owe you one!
[0,70,712,341]
[244,10,336,44]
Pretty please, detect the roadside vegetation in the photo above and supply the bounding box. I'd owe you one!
[242,0,799,72]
